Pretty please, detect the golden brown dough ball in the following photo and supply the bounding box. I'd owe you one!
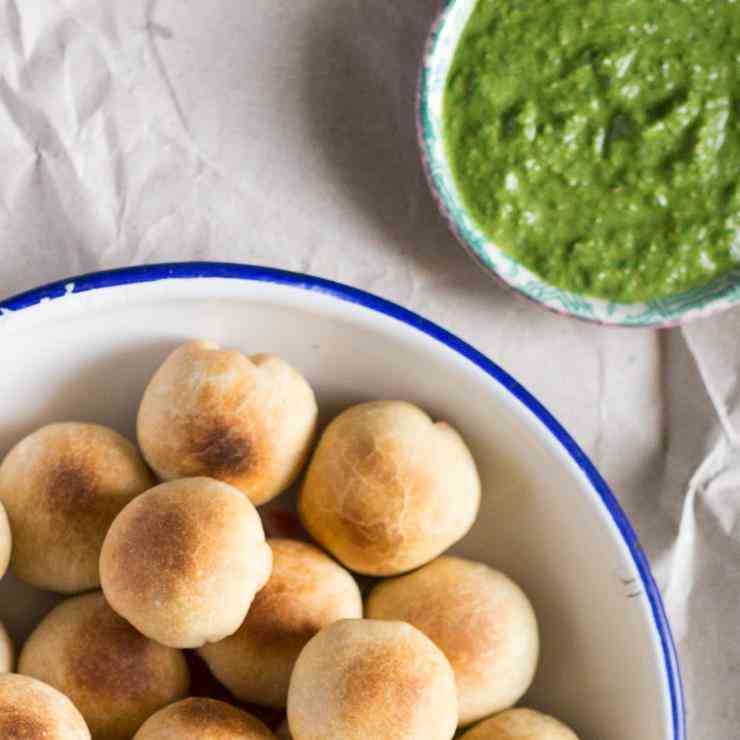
[0,673,90,739]
[287,619,458,740]
[0,423,154,593]
[459,709,580,739]
[199,539,362,707]
[0,621,14,673]
[0,500,10,581]
[299,401,480,576]
[100,477,272,648]
[366,556,539,725]
[138,341,318,506]
[18,592,189,739]
[133,698,276,739]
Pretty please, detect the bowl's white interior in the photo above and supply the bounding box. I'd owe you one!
[0,276,674,738]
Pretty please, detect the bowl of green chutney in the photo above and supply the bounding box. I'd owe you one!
[418,0,740,326]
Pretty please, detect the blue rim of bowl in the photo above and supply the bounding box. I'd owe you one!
[416,0,740,328]
[0,261,685,738]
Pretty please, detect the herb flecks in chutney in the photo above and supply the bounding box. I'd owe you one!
[445,0,740,302]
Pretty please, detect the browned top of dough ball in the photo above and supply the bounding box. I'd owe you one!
[0,422,154,591]
[114,497,198,598]
[299,401,480,575]
[3,423,153,527]
[102,478,241,603]
[140,342,266,480]
[101,476,271,649]
[62,593,183,699]
[340,637,430,727]
[186,363,265,479]
[18,592,188,740]
[72,608,155,697]
[287,619,458,740]
[0,674,89,739]
[137,342,317,506]
[136,698,275,739]
[190,419,259,479]
[175,698,267,731]
[0,707,46,738]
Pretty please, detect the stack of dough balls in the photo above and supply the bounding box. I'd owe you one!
[0,339,581,740]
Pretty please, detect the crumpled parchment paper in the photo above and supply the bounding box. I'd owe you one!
[0,1,736,735]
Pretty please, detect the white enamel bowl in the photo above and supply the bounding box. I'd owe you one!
[0,263,684,739]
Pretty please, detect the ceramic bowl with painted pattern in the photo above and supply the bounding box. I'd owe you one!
[417,0,740,327]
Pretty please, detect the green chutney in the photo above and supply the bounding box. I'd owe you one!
[444,0,740,302]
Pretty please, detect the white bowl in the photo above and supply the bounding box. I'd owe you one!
[0,263,683,738]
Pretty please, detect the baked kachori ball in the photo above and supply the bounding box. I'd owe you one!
[133,698,276,739]
[366,556,539,724]
[100,477,272,648]
[0,673,90,738]
[0,423,154,593]
[0,621,14,672]
[299,401,480,576]
[287,619,458,740]
[0,499,10,581]
[18,592,189,739]
[199,538,362,707]
[460,709,579,739]
[138,341,318,506]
